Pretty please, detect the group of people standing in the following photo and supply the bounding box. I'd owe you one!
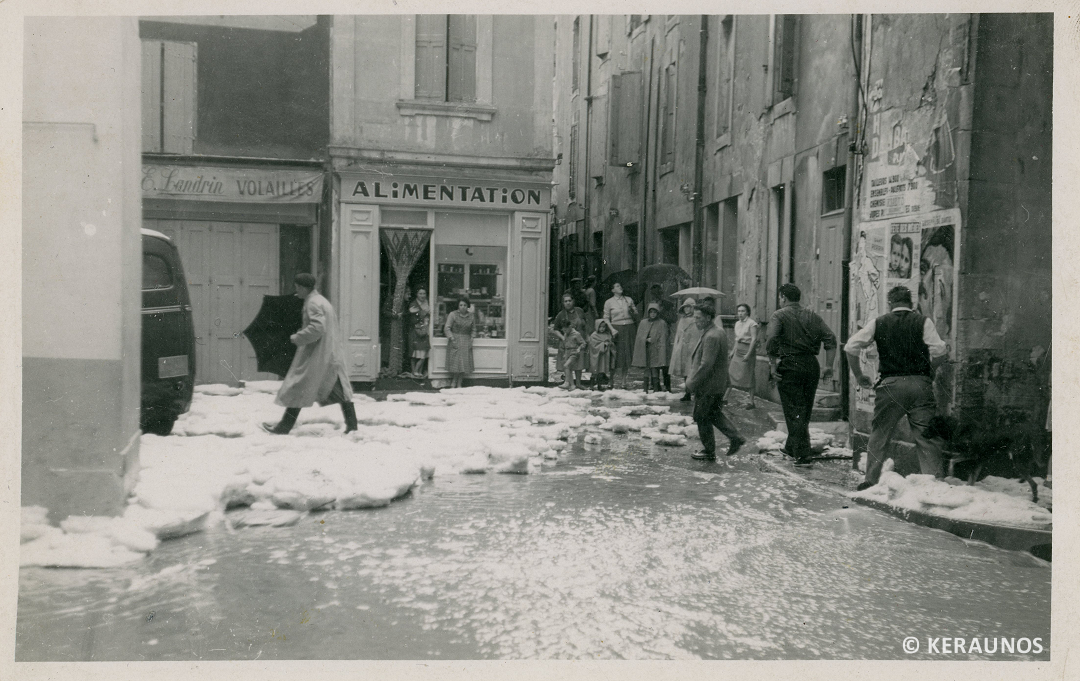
[550,280,762,407]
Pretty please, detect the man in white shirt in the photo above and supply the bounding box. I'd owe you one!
[845,285,948,490]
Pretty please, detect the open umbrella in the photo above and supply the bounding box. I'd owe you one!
[637,264,692,301]
[243,294,305,378]
[672,286,725,299]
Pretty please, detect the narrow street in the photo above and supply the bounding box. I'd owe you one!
[17,392,1050,661]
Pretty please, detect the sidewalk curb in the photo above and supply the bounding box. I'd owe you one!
[759,457,1053,561]
[848,496,1053,561]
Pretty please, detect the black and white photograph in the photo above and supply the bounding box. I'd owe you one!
[2,1,1074,675]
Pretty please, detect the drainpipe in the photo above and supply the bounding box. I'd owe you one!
[841,14,863,434]
[582,15,595,279]
[691,16,709,284]
[641,36,655,274]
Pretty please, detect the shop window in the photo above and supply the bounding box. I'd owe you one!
[720,197,739,315]
[822,165,846,214]
[416,15,477,103]
[433,211,508,339]
[142,253,173,290]
[660,227,680,265]
[141,39,196,153]
[623,223,639,270]
[704,204,720,288]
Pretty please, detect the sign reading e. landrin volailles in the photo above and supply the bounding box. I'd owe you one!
[351,179,544,207]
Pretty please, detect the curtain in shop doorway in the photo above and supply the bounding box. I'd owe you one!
[380,228,431,377]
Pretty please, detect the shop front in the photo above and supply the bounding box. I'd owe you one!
[336,173,550,385]
[141,161,326,385]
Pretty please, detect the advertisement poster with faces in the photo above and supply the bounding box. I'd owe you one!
[850,210,959,412]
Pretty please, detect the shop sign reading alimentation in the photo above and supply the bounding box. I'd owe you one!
[142,165,324,203]
[347,176,550,208]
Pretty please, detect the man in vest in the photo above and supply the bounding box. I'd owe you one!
[765,283,837,467]
[845,285,948,491]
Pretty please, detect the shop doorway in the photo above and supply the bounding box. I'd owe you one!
[378,227,432,377]
[146,219,315,385]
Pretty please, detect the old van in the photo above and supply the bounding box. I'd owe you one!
[141,229,196,434]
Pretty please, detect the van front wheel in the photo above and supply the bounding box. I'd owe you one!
[141,413,177,436]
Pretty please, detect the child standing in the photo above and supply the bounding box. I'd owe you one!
[587,318,617,391]
[632,303,670,392]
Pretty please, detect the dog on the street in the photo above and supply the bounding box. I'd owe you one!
[924,414,1043,503]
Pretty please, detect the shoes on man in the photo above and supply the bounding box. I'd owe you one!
[680,393,693,402]
[744,402,756,410]
[726,437,746,456]
[260,422,288,435]
[855,481,875,491]
[691,450,717,461]
[792,458,815,468]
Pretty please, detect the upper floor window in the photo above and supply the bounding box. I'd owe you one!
[770,15,798,105]
[141,39,196,153]
[572,17,581,93]
[415,15,477,103]
[659,61,677,173]
[715,15,735,140]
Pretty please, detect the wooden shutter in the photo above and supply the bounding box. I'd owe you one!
[161,41,196,154]
[773,15,797,102]
[596,15,611,56]
[609,72,642,168]
[415,15,447,100]
[661,64,676,166]
[141,40,162,152]
[448,15,477,102]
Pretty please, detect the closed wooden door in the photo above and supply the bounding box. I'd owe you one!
[815,213,844,390]
[145,220,279,384]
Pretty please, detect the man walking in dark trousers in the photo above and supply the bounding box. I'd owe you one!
[262,273,358,435]
[686,299,746,460]
[765,283,837,466]
[845,285,948,490]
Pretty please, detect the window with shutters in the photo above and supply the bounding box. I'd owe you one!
[608,71,642,169]
[627,15,644,35]
[569,113,579,201]
[770,15,798,105]
[141,40,196,154]
[596,16,611,57]
[659,62,677,174]
[715,15,735,141]
[415,15,477,103]
[572,17,581,94]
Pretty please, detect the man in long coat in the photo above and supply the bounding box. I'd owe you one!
[262,273,357,434]
[684,298,745,460]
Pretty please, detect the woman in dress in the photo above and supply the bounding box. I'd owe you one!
[667,297,702,401]
[728,303,760,408]
[603,282,639,390]
[409,288,431,377]
[552,292,588,389]
[444,297,475,389]
[587,318,617,391]
[632,302,670,393]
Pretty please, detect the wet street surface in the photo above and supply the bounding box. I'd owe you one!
[17,403,1050,660]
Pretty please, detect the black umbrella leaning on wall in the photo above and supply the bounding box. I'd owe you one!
[242,295,306,378]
